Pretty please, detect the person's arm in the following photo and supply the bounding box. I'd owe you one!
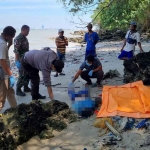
[0,44,12,76]
[138,42,144,53]
[14,39,21,60]
[71,62,85,82]
[94,33,99,45]
[136,33,144,53]
[120,31,129,52]
[15,54,20,61]
[72,69,82,82]
[47,86,54,100]
[41,70,54,100]
[0,59,12,76]
[55,38,66,47]
[93,65,102,72]
[120,39,127,52]
[64,37,68,46]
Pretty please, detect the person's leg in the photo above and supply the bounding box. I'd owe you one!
[118,50,129,60]
[92,70,104,86]
[59,54,65,75]
[0,79,7,111]
[80,70,92,85]
[30,72,46,100]
[127,51,133,59]
[6,79,17,108]
[16,67,26,96]
[24,79,31,92]
[30,71,40,100]
[85,50,96,59]
[54,51,61,77]
[85,50,90,60]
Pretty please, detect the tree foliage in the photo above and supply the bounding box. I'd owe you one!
[92,0,150,31]
[58,0,150,31]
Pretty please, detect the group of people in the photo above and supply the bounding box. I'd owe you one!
[0,21,144,111]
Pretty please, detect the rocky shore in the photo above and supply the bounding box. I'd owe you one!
[49,30,150,44]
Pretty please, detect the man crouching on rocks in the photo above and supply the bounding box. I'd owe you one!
[20,48,64,101]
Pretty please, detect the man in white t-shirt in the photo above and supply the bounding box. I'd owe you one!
[118,21,144,60]
[0,26,17,111]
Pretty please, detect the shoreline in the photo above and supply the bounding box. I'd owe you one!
[2,39,150,150]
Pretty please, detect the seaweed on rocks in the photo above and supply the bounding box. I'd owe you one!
[123,52,150,84]
[103,69,120,79]
[0,100,77,150]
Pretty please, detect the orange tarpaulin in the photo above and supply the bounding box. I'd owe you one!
[97,81,150,118]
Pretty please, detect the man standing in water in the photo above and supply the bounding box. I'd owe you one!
[54,29,68,77]
[0,26,17,111]
[118,21,144,60]
[14,25,31,96]
[84,23,99,59]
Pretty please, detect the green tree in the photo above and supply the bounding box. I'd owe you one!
[58,0,150,31]
[92,0,150,31]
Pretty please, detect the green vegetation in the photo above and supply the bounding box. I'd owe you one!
[59,0,150,31]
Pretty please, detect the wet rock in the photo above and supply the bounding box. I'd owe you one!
[103,69,120,79]
[0,100,77,149]
[123,52,150,84]
[143,135,150,145]
[39,130,54,139]
[71,30,86,36]
[68,37,83,43]
[98,30,126,41]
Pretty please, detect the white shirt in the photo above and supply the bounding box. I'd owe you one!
[124,30,140,52]
[0,36,9,80]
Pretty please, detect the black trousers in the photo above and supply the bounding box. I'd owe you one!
[80,70,104,84]
[20,57,40,100]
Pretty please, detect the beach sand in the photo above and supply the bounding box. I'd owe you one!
[2,40,150,150]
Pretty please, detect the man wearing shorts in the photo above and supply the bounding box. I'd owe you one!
[118,21,144,60]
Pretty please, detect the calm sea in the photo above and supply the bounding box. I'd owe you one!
[0,29,82,56]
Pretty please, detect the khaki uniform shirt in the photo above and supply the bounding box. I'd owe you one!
[0,36,9,80]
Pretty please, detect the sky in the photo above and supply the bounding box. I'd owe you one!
[0,0,92,29]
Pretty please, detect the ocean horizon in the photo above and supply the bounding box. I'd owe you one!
[0,29,84,57]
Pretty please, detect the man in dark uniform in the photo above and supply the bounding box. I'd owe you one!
[14,25,31,96]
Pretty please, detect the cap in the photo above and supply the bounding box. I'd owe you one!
[86,23,92,28]
[130,21,137,26]
[58,29,64,33]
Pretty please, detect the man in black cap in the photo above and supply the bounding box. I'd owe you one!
[118,21,144,60]
[20,48,64,100]
[84,23,99,59]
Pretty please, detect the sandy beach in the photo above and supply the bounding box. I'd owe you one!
[1,38,150,150]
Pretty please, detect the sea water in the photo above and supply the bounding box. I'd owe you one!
[0,29,83,56]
